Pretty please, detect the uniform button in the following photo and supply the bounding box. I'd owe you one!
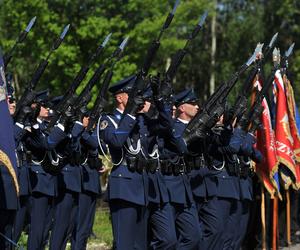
[118,174,122,177]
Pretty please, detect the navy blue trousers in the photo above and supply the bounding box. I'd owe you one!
[0,209,16,250]
[71,191,97,250]
[148,202,177,250]
[233,200,250,250]
[170,203,202,250]
[222,199,240,250]
[12,195,30,243]
[110,199,147,250]
[196,196,233,250]
[49,190,78,250]
[27,193,53,250]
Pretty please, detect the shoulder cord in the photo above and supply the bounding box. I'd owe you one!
[97,115,124,166]
[211,154,225,171]
[47,149,60,166]
[141,144,159,160]
[241,156,251,165]
[31,152,46,165]
[124,138,141,155]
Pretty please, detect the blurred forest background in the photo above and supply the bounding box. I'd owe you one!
[0,0,300,107]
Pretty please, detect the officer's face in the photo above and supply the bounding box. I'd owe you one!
[83,116,89,128]
[141,101,151,113]
[39,106,49,119]
[115,92,129,109]
[182,103,199,119]
[7,99,16,115]
[172,105,177,118]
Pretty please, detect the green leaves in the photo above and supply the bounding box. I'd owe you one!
[1,0,300,106]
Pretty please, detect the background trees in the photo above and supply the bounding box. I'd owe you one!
[1,0,300,106]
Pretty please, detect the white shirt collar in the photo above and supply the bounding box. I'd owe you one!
[177,118,189,124]
[116,108,124,114]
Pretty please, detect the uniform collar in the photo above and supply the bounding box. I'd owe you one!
[177,118,189,124]
[114,108,123,120]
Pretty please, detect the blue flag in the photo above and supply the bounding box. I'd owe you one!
[0,49,19,194]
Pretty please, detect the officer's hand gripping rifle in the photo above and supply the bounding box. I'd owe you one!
[14,24,70,120]
[226,33,278,126]
[123,0,180,115]
[45,33,112,132]
[86,37,129,132]
[165,11,208,81]
[4,16,37,69]
[183,48,257,145]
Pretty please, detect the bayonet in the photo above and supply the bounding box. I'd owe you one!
[166,10,208,79]
[14,24,70,119]
[4,16,37,68]
[268,32,278,49]
[199,11,208,27]
[245,49,257,67]
[102,33,112,47]
[171,0,180,15]
[285,42,295,58]
[24,16,37,34]
[52,24,70,51]
[161,0,180,32]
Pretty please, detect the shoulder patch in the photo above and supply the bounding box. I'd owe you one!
[100,120,109,130]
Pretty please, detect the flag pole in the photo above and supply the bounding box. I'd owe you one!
[286,189,291,246]
[272,196,278,250]
[261,185,267,250]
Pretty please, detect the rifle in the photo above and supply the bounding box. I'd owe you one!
[45,33,112,132]
[73,36,128,111]
[227,33,278,126]
[183,48,257,145]
[87,37,129,132]
[14,24,70,120]
[165,11,207,80]
[246,43,295,134]
[123,0,180,114]
[4,16,37,69]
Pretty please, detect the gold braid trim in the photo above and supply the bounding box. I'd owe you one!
[269,161,282,200]
[253,161,281,200]
[0,150,19,195]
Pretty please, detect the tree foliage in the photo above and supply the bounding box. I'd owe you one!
[1,0,300,106]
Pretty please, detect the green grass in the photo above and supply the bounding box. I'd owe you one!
[89,207,113,248]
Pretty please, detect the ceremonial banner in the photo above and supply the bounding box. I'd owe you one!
[283,74,300,188]
[273,70,296,190]
[0,50,19,194]
[254,76,280,197]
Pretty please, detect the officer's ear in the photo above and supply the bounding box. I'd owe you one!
[115,94,123,104]
[177,104,185,114]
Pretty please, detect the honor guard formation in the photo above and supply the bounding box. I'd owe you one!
[1,1,300,250]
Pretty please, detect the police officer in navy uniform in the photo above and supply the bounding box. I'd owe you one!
[19,90,58,250]
[139,82,178,249]
[158,88,202,249]
[99,76,149,249]
[234,131,262,249]
[173,90,242,249]
[71,114,104,250]
[34,108,83,250]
